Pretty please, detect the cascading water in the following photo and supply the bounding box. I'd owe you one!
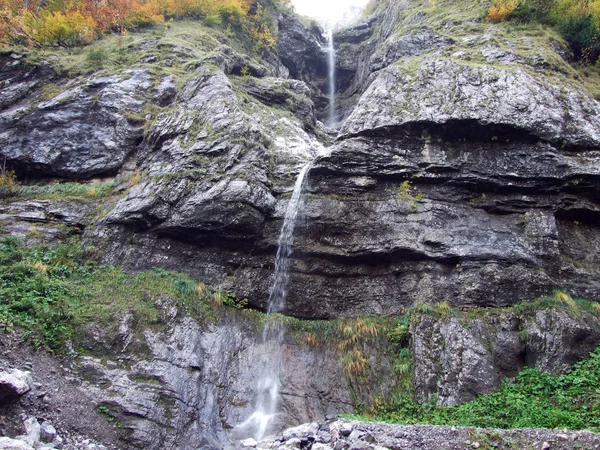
[326,29,336,128]
[235,162,312,441]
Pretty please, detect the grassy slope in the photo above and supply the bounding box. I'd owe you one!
[368,0,600,99]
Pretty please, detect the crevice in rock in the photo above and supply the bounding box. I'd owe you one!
[340,120,543,145]
[555,207,600,225]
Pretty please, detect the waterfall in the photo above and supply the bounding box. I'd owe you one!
[235,162,312,442]
[326,29,336,128]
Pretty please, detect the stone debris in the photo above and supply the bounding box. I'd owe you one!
[0,415,109,450]
[237,419,600,450]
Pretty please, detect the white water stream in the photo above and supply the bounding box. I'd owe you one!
[326,29,336,128]
[235,163,312,441]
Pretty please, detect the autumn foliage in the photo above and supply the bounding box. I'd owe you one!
[486,0,519,22]
[486,0,600,62]
[0,0,276,48]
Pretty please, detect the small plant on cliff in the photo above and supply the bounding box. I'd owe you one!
[391,180,423,211]
[0,160,18,197]
[337,319,379,378]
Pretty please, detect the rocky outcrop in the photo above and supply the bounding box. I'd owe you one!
[277,11,328,113]
[0,302,393,450]
[0,60,149,178]
[340,58,600,148]
[411,308,600,406]
[75,303,373,449]
[239,419,600,450]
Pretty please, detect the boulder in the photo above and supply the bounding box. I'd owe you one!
[0,369,32,403]
[0,437,34,450]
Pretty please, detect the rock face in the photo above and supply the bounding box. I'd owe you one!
[3,0,600,447]
[78,0,600,320]
[77,307,359,449]
[411,308,600,406]
[340,59,600,148]
[277,10,329,114]
[0,58,149,178]
[0,304,392,450]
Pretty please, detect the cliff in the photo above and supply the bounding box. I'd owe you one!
[2,0,600,448]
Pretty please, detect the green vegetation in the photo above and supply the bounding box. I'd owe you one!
[356,293,600,432]
[10,181,120,201]
[365,345,600,431]
[487,0,600,63]
[394,180,423,210]
[0,236,237,350]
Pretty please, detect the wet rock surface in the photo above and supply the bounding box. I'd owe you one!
[0,301,370,450]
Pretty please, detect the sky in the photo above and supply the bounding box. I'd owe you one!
[291,0,369,22]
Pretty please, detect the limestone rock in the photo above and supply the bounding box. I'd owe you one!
[0,369,32,403]
[16,417,41,447]
[0,68,150,178]
[0,437,34,450]
[248,419,600,450]
[73,306,363,449]
[341,58,600,148]
[277,10,327,90]
[411,308,600,405]
[40,421,61,447]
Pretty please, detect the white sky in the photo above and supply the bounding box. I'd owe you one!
[291,0,369,22]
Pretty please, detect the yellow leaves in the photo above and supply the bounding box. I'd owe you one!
[33,261,49,274]
[486,0,519,22]
[303,332,318,347]
[588,0,600,27]
[342,347,368,378]
[249,26,275,48]
[195,281,207,298]
[124,0,165,29]
[337,318,379,378]
[0,168,17,188]
[0,0,270,48]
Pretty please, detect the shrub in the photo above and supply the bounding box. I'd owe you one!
[559,14,600,61]
[486,0,520,22]
[0,0,282,49]
[86,47,107,69]
[34,10,97,46]
[507,0,555,23]
[0,162,18,197]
